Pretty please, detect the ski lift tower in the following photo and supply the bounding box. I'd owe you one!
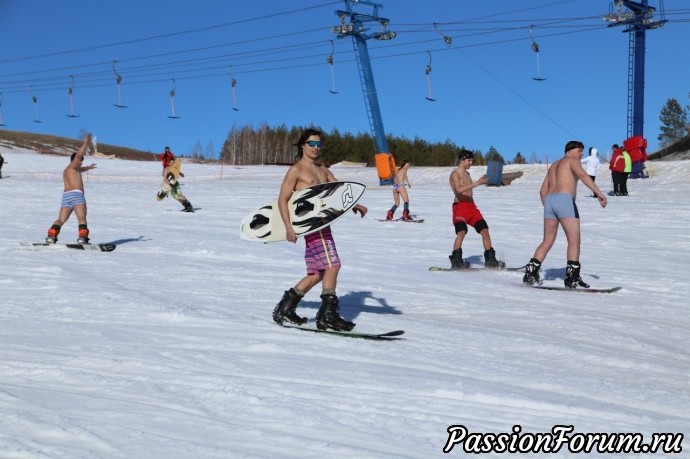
[604,0,666,138]
[331,0,397,185]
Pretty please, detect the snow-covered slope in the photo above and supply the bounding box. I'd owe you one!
[1,147,688,458]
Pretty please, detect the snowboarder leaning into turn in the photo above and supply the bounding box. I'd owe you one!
[272,128,368,332]
[159,146,194,212]
[448,149,505,269]
[46,133,97,244]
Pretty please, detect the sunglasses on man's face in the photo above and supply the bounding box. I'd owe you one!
[306,140,323,148]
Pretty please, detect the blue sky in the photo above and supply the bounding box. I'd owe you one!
[1,0,688,161]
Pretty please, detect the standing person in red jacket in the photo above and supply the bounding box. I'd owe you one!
[609,144,631,196]
[160,146,176,177]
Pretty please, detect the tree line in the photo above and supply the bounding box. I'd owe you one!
[204,91,690,166]
[216,123,538,167]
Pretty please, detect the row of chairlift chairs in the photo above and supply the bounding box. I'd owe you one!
[0,29,546,125]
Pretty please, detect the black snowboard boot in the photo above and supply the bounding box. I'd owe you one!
[273,288,308,325]
[484,247,505,269]
[449,249,470,269]
[523,258,542,285]
[182,200,194,212]
[316,294,355,331]
[565,261,590,288]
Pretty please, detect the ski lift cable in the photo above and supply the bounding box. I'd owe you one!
[0,14,624,92]
[0,26,328,82]
[0,12,608,83]
[451,45,572,137]
[0,2,342,65]
[0,92,5,126]
[0,33,336,88]
[0,23,607,96]
[3,2,685,83]
[0,18,653,97]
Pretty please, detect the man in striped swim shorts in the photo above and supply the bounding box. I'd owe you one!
[272,128,368,332]
[45,133,97,244]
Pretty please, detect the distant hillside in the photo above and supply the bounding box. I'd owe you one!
[648,134,690,161]
[3,127,688,163]
[0,129,157,161]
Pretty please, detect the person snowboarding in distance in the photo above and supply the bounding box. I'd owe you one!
[45,133,97,244]
[386,159,413,221]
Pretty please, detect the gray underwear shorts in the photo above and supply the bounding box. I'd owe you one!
[543,193,579,219]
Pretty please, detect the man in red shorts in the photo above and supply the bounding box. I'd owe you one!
[448,150,505,269]
[272,128,368,331]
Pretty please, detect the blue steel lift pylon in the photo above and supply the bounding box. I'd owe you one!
[332,0,397,185]
[605,0,666,139]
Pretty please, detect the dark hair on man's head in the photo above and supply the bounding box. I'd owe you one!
[400,159,410,168]
[294,128,322,158]
[564,140,584,153]
[458,149,474,161]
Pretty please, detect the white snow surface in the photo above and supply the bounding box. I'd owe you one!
[1,146,688,458]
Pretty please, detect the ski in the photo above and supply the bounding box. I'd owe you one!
[429,266,525,272]
[280,324,404,340]
[21,242,117,252]
[528,285,621,294]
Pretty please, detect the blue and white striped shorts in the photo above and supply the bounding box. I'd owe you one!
[60,190,86,209]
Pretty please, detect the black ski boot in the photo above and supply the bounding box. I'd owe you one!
[449,249,470,269]
[523,258,541,285]
[273,288,308,325]
[484,247,505,269]
[316,294,355,331]
[565,261,590,288]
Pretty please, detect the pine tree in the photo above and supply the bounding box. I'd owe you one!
[658,98,688,147]
[484,146,505,164]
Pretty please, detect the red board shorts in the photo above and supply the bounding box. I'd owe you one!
[452,201,485,227]
[304,226,341,275]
